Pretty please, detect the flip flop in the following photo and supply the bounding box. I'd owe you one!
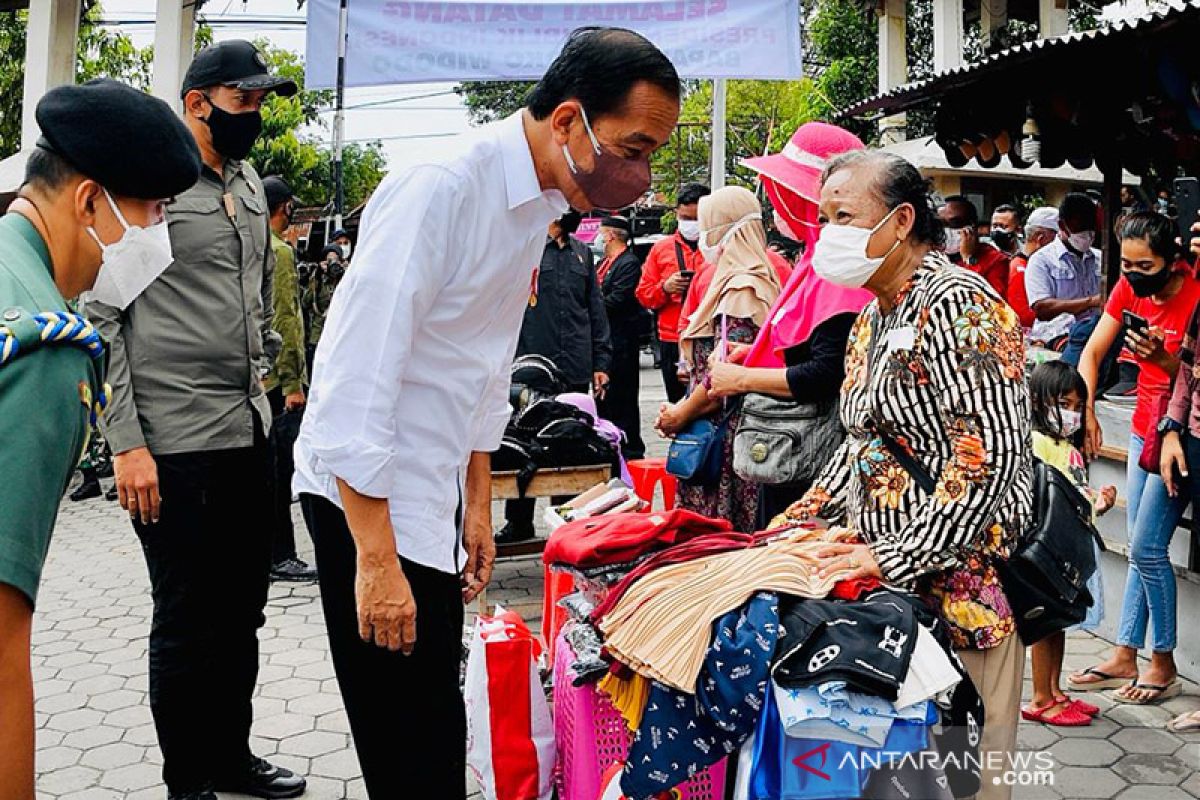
[1067,667,1136,691]
[1110,679,1183,705]
[1168,711,1200,732]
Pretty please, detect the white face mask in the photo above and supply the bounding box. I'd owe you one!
[943,226,964,254]
[339,241,352,259]
[1065,229,1094,253]
[676,219,701,242]
[811,207,902,288]
[699,212,762,265]
[84,189,173,310]
[1059,407,1082,438]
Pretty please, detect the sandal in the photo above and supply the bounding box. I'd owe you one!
[1067,666,1136,691]
[1021,699,1093,727]
[1056,694,1100,717]
[1168,710,1200,733]
[1110,678,1182,705]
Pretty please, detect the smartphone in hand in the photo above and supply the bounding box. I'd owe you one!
[1174,177,1200,252]
[1122,309,1150,337]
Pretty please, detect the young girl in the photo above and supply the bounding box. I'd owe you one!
[1022,361,1117,726]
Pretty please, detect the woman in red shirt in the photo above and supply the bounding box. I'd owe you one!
[1071,211,1200,705]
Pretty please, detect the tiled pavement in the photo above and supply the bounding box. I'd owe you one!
[30,364,1200,798]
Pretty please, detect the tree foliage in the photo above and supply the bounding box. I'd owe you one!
[0,0,153,159]
[456,81,534,124]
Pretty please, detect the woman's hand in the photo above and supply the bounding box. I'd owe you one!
[1085,405,1103,461]
[707,361,747,399]
[1095,485,1118,516]
[655,402,688,438]
[1126,326,1172,371]
[1161,430,1189,497]
[812,542,883,581]
[726,343,751,365]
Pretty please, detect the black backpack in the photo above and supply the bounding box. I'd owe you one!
[492,399,617,496]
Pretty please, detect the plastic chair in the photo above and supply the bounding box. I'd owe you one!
[626,457,677,512]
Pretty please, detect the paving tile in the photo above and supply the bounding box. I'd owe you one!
[1045,765,1127,799]
[1111,752,1193,785]
[311,748,363,780]
[97,761,161,792]
[79,742,143,770]
[277,730,348,758]
[253,712,316,741]
[61,726,124,750]
[36,745,83,772]
[1052,738,1123,767]
[1111,726,1184,754]
[38,764,100,795]
[1114,787,1196,800]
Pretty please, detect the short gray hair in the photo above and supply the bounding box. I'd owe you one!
[821,150,945,248]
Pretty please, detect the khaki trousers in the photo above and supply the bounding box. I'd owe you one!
[958,633,1026,800]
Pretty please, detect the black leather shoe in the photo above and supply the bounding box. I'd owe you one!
[105,484,119,502]
[271,557,318,582]
[494,521,536,545]
[215,757,306,799]
[69,474,102,502]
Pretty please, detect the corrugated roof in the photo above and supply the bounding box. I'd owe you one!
[840,0,1200,118]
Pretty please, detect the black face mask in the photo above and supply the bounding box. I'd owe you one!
[203,98,263,161]
[1124,266,1173,298]
[990,228,1016,250]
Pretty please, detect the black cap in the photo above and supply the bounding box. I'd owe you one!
[262,176,293,212]
[35,78,201,200]
[181,40,299,99]
[331,228,349,239]
[601,215,631,232]
[322,244,344,259]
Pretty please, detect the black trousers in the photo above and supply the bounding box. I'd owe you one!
[302,494,467,799]
[133,436,272,793]
[267,388,307,564]
[599,339,646,460]
[658,339,687,404]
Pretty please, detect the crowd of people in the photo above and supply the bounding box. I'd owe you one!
[7,20,1200,800]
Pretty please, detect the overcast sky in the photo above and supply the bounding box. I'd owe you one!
[102,0,477,168]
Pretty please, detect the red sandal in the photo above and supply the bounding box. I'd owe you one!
[1056,694,1100,717]
[1021,699,1092,727]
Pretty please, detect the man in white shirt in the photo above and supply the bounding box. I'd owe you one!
[1025,192,1105,355]
[293,27,680,798]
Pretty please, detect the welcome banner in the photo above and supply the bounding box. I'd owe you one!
[305,0,803,88]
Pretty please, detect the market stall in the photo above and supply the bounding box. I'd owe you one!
[839,0,1200,682]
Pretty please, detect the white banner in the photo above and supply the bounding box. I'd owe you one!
[305,0,802,88]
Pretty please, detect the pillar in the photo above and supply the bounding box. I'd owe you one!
[152,0,197,111]
[980,0,1008,51]
[1040,0,1069,38]
[21,0,81,149]
[877,0,907,145]
[932,0,964,73]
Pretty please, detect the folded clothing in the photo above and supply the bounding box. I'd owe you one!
[599,532,856,693]
[895,623,961,710]
[543,508,734,569]
[773,680,934,748]
[621,593,780,800]
[772,590,918,702]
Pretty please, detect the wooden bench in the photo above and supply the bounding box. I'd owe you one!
[490,465,611,559]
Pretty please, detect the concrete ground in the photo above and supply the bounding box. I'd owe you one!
[30,360,1200,798]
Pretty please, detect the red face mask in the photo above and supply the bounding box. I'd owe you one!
[562,105,652,212]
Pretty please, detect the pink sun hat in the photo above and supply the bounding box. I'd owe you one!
[741,121,866,204]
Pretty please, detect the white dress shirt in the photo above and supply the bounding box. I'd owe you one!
[294,112,569,574]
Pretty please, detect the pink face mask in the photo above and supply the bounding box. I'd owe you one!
[562,105,652,212]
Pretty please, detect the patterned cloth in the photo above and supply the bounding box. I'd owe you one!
[621,592,780,800]
[773,681,933,748]
[777,254,1034,650]
[677,315,762,534]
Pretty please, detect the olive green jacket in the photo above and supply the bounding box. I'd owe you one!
[264,231,307,395]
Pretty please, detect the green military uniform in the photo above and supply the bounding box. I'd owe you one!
[0,214,105,606]
[264,231,306,395]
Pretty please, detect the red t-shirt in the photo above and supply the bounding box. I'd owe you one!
[1007,254,1036,329]
[959,244,1010,301]
[1104,272,1200,437]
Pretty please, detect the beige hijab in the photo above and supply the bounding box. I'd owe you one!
[680,185,782,364]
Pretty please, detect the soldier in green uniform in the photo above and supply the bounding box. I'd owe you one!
[302,243,344,367]
[0,79,199,799]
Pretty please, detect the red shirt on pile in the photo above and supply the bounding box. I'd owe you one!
[543,508,733,569]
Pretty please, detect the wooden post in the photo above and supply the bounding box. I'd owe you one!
[878,0,907,145]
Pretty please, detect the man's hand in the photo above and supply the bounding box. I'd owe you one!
[663,272,690,296]
[593,371,609,399]
[1161,430,1189,497]
[284,389,306,412]
[1084,405,1103,461]
[461,513,495,604]
[1090,294,1104,310]
[114,447,160,525]
[355,553,417,653]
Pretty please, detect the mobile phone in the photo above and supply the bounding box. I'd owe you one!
[1123,309,1150,336]
[679,269,695,280]
[1174,177,1200,251]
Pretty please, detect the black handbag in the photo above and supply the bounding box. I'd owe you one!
[879,433,1105,645]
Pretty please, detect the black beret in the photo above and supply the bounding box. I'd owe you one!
[601,215,631,232]
[36,79,201,200]
[262,176,293,212]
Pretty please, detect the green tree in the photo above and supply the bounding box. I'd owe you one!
[800,0,878,142]
[0,0,154,159]
[455,80,533,124]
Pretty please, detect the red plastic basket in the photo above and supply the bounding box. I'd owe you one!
[552,628,726,800]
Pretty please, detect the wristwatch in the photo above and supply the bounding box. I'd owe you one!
[1158,416,1185,436]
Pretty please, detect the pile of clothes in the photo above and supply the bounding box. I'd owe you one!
[544,511,984,800]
